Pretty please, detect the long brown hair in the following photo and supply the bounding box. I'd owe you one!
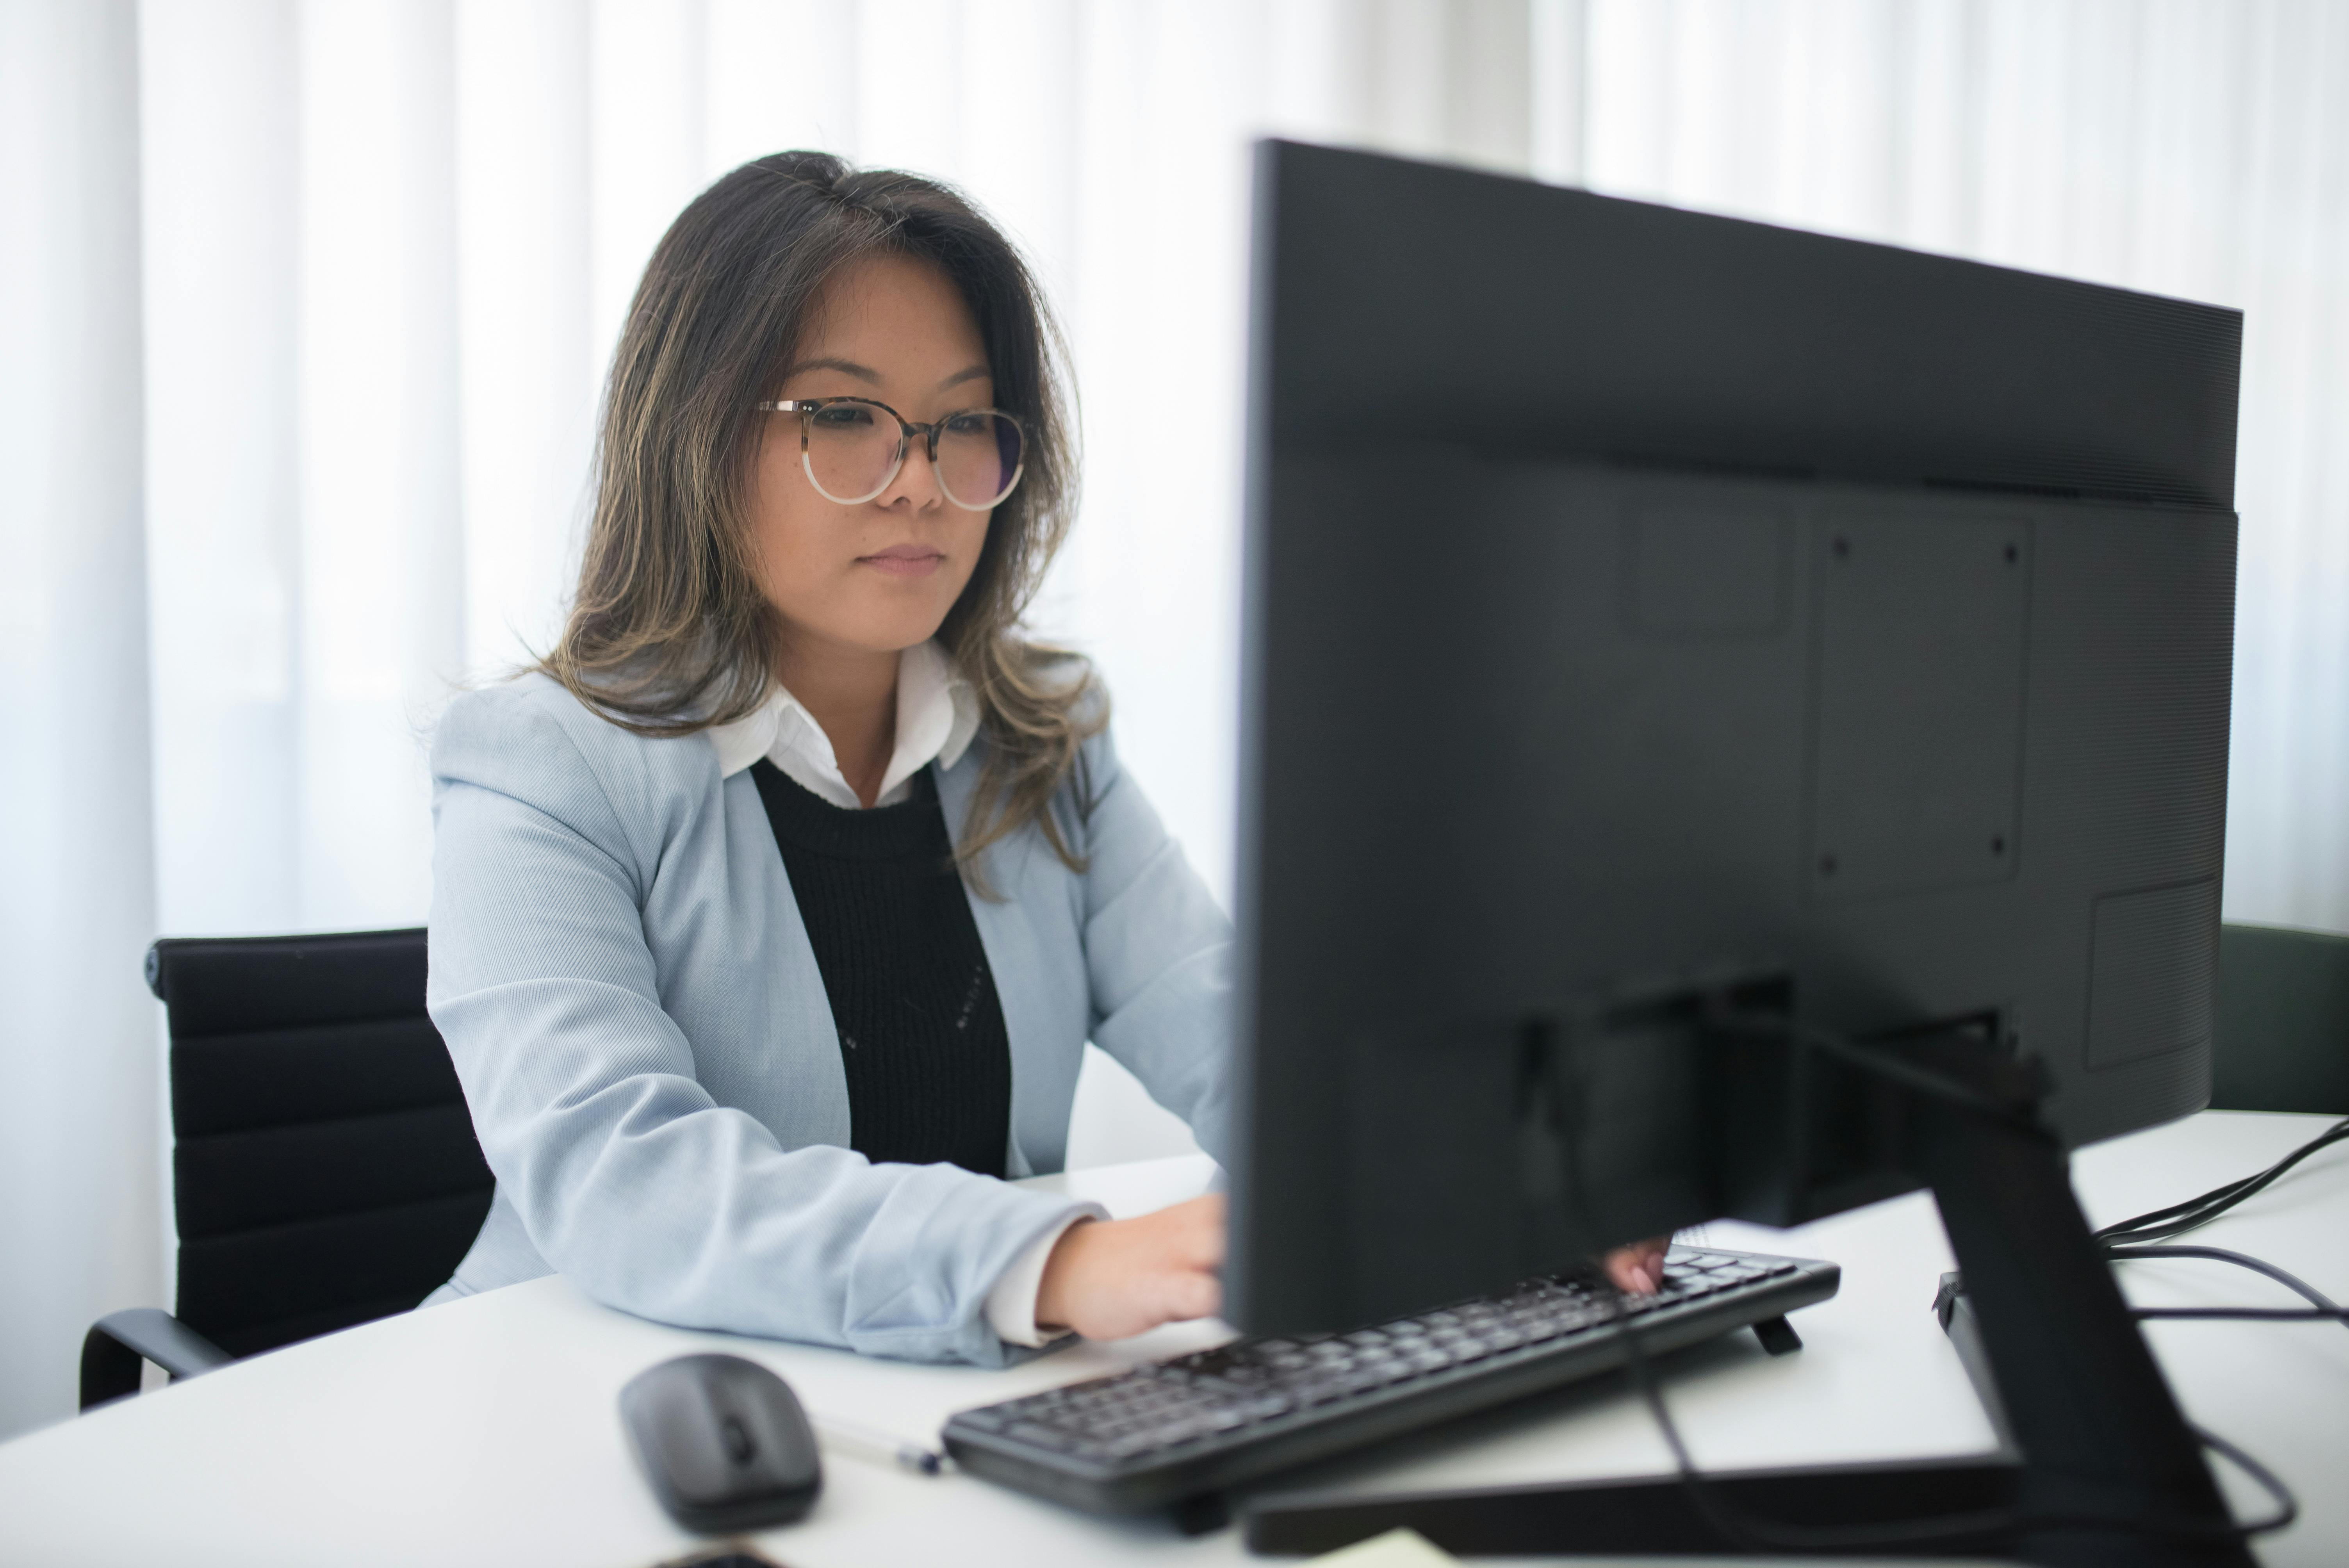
[542,151,1100,876]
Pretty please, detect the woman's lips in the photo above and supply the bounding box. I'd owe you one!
[858,544,945,579]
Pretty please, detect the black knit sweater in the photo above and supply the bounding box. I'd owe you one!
[748,759,1012,1178]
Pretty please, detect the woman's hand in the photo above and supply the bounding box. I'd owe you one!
[1032,1199,1661,1341]
[1035,1194,1226,1340]
[1602,1235,1671,1294]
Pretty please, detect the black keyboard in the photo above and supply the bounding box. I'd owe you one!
[944,1245,1839,1516]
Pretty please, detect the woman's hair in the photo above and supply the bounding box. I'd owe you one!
[540,151,1100,877]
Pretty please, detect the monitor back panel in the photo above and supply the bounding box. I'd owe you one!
[1230,143,2241,1336]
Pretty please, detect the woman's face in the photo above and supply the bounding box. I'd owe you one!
[748,252,997,665]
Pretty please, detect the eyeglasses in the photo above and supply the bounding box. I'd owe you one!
[755,396,1026,511]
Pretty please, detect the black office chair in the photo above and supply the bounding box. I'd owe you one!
[2214,920,2349,1115]
[79,927,495,1410]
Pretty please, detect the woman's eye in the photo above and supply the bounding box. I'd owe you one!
[811,404,877,429]
[943,412,990,436]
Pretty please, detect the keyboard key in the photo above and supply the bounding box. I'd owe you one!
[1153,1416,1212,1446]
[1008,1422,1076,1451]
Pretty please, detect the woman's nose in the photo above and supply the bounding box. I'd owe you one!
[877,435,943,508]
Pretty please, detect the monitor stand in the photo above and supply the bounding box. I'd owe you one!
[1242,1035,2254,1566]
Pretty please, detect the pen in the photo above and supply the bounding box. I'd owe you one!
[812,1412,948,1476]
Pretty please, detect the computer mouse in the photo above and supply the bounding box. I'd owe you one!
[619,1353,823,1534]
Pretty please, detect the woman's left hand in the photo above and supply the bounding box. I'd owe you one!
[1034,1193,1226,1341]
[1602,1236,1671,1294]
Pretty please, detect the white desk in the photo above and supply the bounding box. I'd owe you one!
[0,1111,2340,1568]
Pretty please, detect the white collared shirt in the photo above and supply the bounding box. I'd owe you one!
[708,639,980,804]
[710,640,1082,1347]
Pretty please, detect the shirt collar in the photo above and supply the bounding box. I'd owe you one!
[708,641,980,785]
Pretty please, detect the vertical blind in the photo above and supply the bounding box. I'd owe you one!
[3,0,2342,1441]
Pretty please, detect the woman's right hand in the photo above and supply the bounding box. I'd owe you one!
[1602,1235,1672,1294]
[1034,1193,1226,1341]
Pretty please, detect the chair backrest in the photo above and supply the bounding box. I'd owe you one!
[146,928,494,1357]
[2215,921,2349,1116]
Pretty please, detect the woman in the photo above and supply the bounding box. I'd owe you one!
[424,151,1659,1366]
[424,152,1224,1365]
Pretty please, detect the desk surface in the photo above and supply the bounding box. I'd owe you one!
[1,1110,2341,1568]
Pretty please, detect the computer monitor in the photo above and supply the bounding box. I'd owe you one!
[1227,141,2247,1562]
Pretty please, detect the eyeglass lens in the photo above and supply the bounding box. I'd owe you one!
[804,401,1023,510]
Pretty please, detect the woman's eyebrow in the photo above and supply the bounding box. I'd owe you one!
[779,358,990,392]
[781,355,881,383]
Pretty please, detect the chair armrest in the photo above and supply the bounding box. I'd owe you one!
[79,1308,234,1411]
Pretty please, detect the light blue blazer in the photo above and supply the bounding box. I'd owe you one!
[422,673,1233,1367]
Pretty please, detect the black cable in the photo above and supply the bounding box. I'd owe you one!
[2192,1422,2299,1536]
[2106,1243,2349,1335]
[1568,1018,2308,1552]
[2135,1304,2348,1321]
[2100,1120,2349,1243]
[2094,1117,2349,1248]
[2106,1245,2344,1310]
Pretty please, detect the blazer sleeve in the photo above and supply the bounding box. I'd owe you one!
[426,686,1098,1367]
[1067,722,1238,1165]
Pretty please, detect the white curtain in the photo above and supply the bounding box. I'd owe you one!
[134,0,1542,945]
[4,0,2343,1442]
[2,0,161,1445]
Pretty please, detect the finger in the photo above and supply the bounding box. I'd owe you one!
[1611,1245,1663,1295]
[1602,1250,1641,1294]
